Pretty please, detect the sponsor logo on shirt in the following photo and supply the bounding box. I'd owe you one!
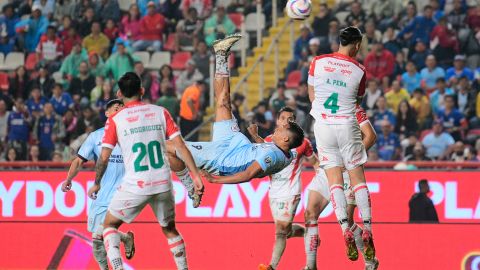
[265,156,272,164]
[324,66,336,73]
[328,61,349,68]
[126,116,140,123]
[341,69,352,76]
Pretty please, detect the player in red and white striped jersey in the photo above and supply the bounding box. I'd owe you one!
[303,105,379,270]
[87,72,204,270]
[248,107,317,270]
[308,26,376,261]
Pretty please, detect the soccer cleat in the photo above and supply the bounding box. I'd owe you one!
[362,230,376,261]
[190,191,203,208]
[344,228,359,261]
[212,33,242,54]
[365,258,379,270]
[124,231,135,260]
[258,263,274,270]
[302,267,315,270]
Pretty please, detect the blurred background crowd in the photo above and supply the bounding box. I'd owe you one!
[0,0,479,164]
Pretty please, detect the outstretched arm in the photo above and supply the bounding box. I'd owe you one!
[88,147,112,199]
[62,157,86,192]
[203,161,263,184]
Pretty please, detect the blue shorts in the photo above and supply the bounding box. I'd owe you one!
[88,204,108,233]
[185,119,250,175]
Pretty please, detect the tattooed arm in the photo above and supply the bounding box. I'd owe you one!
[87,147,113,199]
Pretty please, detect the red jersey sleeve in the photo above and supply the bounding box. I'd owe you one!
[304,138,314,158]
[308,57,316,76]
[355,105,369,126]
[264,135,273,143]
[102,116,118,149]
[163,109,180,139]
[357,72,366,97]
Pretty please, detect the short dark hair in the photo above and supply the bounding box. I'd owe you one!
[444,94,455,101]
[277,106,296,120]
[106,99,124,110]
[54,83,63,90]
[418,179,428,188]
[286,121,304,149]
[339,26,363,46]
[424,4,433,11]
[118,72,142,98]
[436,77,446,83]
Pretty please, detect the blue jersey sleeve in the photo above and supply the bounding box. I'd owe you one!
[77,133,95,161]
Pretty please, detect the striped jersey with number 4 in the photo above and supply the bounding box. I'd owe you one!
[102,100,180,195]
[308,52,366,125]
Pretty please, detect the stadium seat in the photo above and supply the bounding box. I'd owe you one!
[118,0,135,12]
[285,70,302,89]
[245,12,265,32]
[419,129,432,141]
[228,13,243,29]
[25,53,37,71]
[0,72,9,91]
[232,32,250,52]
[335,11,349,25]
[133,51,150,66]
[163,33,176,51]
[171,52,191,70]
[1,52,24,70]
[145,51,171,70]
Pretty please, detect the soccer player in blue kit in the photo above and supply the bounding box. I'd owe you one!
[166,34,305,184]
[61,99,135,270]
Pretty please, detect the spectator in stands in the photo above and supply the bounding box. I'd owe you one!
[410,40,430,70]
[59,15,73,36]
[157,84,180,121]
[95,0,120,24]
[0,32,14,55]
[52,151,64,162]
[0,100,10,149]
[271,81,288,114]
[88,52,105,77]
[29,144,40,162]
[409,179,439,223]
[253,101,274,138]
[203,6,236,46]
[295,82,311,119]
[420,55,445,93]
[192,40,211,80]
[405,143,433,161]
[68,61,95,102]
[103,19,119,44]
[449,141,472,162]
[392,51,407,79]
[321,20,339,54]
[372,96,396,132]
[446,55,474,83]
[376,120,401,160]
[9,66,30,101]
[62,26,82,57]
[159,64,176,91]
[301,37,320,81]
[437,95,467,141]
[176,59,204,94]
[368,0,402,31]
[430,0,444,23]
[60,42,88,80]
[430,78,454,114]
[363,19,382,51]
[32,66,55,98]
[104,40,137,81]
[33,102,65,160]
[362,79,382,113]
[134,61,153,99]
[456,76,477,119]
[179,81,206,141]
[231,92,246,132]
[75,106,102,137]
[34,0,55,20]
[50,83,73,116]
[447,0,466,31]
[430,16,458,68]
[120,4,141,42]
[94,80,114,121]
[133,1,165,52]
[82,21,110,59]
[311,4,333,39]
[410,88,431,129]
[26,87,47,119]
[176,7,203,51]
[286,24,312,77]
[345,1,366,29]
[7,98,31,160]
[386,80,410,113]
[395,100,418,139]
[364,41,395,81]
[16,4,49,53]
[0,4,19,40]
[422,119,454,159]
[62,108,78,143]
[181,0,212,20]
[398,1,417,28]
[89,76,103,103]
[36,25,63,73]
[77,7,96,37]
[137,0,159,16]
[5,147,17,162]
[383,26,402,56]
[161,0,183,33]
[401,61,422,94]
[397,5,436,51]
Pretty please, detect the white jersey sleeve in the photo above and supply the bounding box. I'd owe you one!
[102,101,180,195]
[308,53,366,125]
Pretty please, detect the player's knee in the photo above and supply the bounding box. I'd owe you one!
[161,221,178,236]
[304,208,317,222]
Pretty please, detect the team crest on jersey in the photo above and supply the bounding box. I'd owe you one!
[265,156,272,164]
[96,141,101,146]
[126,116,140,123]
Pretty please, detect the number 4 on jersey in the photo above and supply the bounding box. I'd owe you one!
[323,92,340,114]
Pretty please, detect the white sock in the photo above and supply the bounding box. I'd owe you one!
[288,224,305,238]
[103,227,123,270]
[175,168,194,196]
[168,235,188,270]
[353,183,372,231]
[352,223,377,266]
[304,221,319,269]
[215,50,229,77]
[330,184,349,232]
[270,231,287,269]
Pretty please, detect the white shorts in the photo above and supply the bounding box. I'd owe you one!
[314,122,367,170]
[269,195,301,222]
[108,188,175,227]
[307,170,356,205]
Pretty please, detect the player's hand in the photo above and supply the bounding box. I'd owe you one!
[193,175,205,195]
[61,180,72,192]
[200,170,217,183]
[88,184,101,200]
[247,124,259,137]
